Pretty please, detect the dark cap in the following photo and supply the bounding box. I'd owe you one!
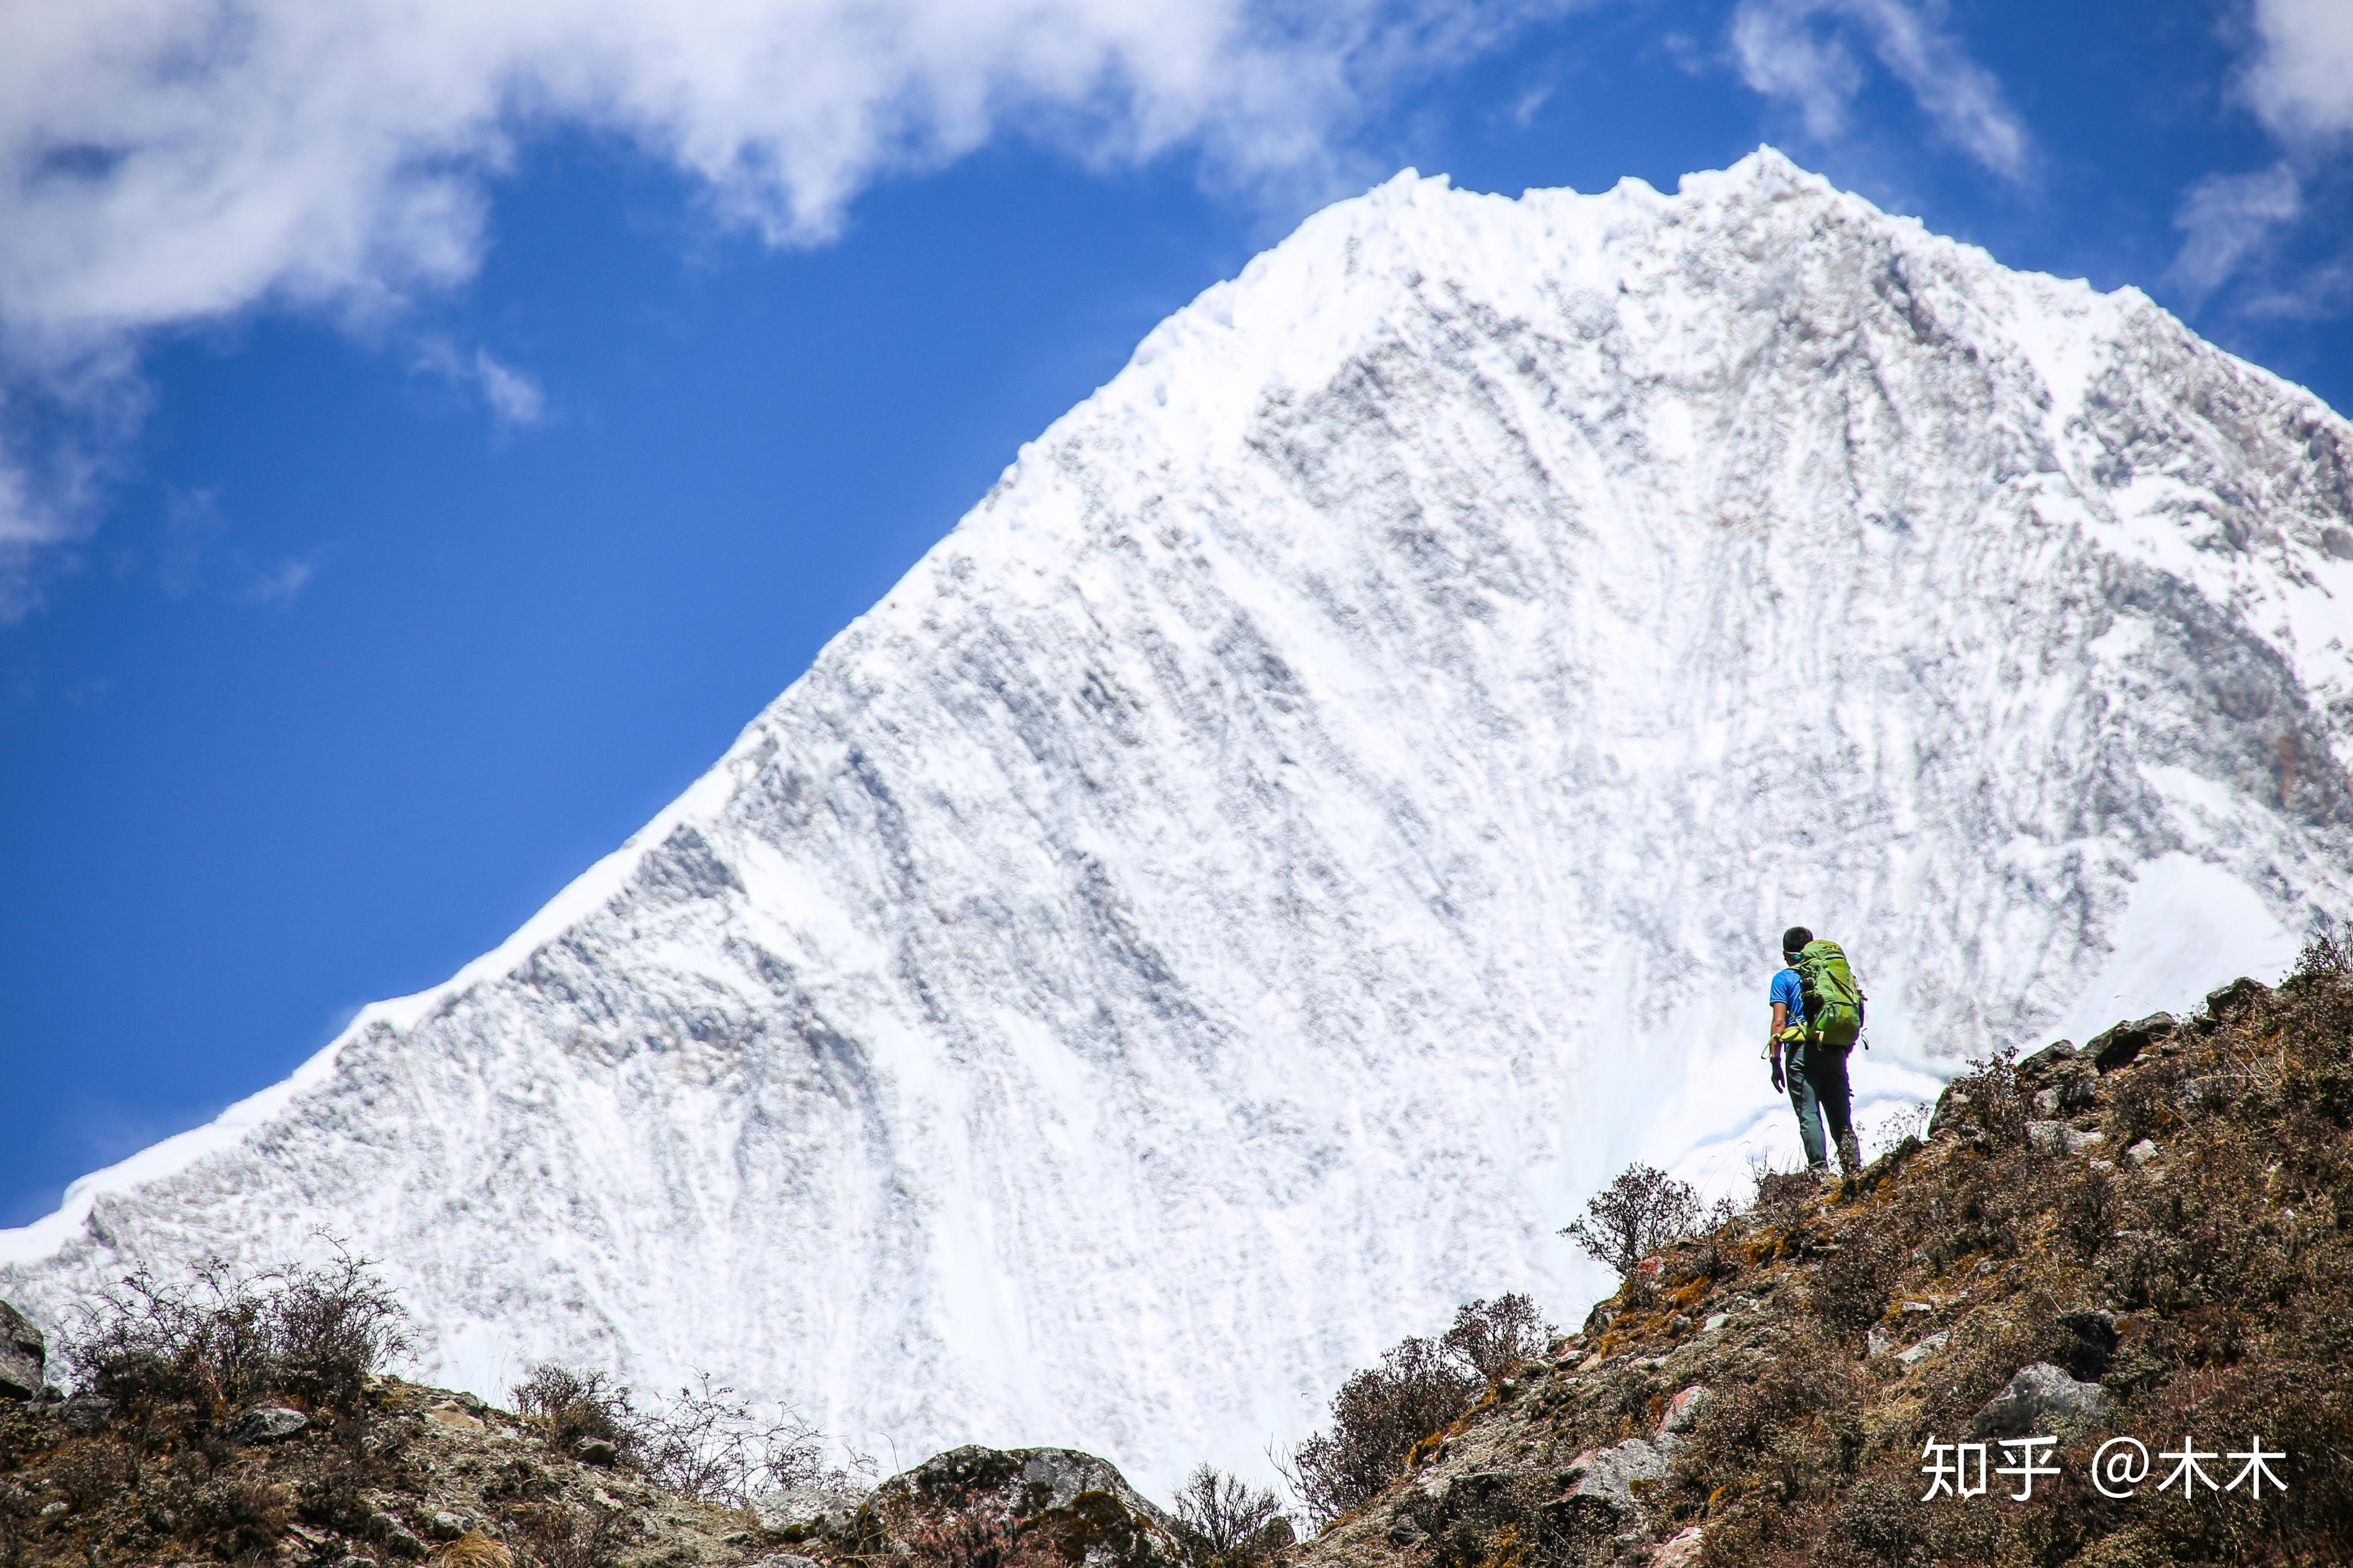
[1781,925,1813,957]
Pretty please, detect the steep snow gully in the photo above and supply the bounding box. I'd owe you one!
[10,150,2353,1494]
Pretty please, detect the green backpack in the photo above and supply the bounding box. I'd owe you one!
[1795,939,1865,1050]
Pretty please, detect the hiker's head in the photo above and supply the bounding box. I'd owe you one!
[1781,925,1812,961]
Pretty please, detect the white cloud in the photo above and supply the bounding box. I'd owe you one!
[416,338,549,429]
[472,351,547,430]
[2163,1,2353,316]
[0,0,1578,614]
[233,557,318,608]
[2242,0,2353,146]
[1728,0,2028,180]
[2170,162,2303,303]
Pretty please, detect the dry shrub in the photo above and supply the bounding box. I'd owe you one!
[1560,1164,1705,1280]
[512,1364,838,1505]
[1285,1293,1566,1530]
[1803,1230,1895,1334]
[2107,1061,2182,1148]
[180,1475,290,1560]
[1812,1474,1930,1568]
[1938,1047,2029,1150]
[1748,1159,1817,1235]
[512,1364,645,1464]
[1900,1154,2041,1273]
[68,1248,408,1430]
[511,1503,630,1568]
[47,1439,138,1512]
[1171,1465,1293,1568]
[2056,1164,2122,1261]
[1438,1295,1556,1386]
[436,1530,516,1568]
[1680,1340,1864,1506]
[638,1373,836,1504]
[1289,1335,1475,1529]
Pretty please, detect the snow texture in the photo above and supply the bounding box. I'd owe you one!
[9,149,2353,1495]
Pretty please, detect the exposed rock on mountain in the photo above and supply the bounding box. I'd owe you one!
[0,1303,42,1402]
[8,148,2353,1489]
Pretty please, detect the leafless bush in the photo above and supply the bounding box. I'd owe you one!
[1289,1335,1474,1530]
[638,1373,837,1504]
[1559,1163,1703,1279]
[2108,1061,2182,1146]
[1171,1464,1294,1568]
[515,1363,842,1504]
[180,1475,291,1560]
[1749,1152,1817,1233]
[512,1502,631,1568]
[1941,1048,2029,1150]
[1870,1102,1932,1157]
[512,1364,645,1464]
[1437,1295,1554,1385]
[2056,1164,2121,1261]
[68,1247,408,1424]
[2291,927,2352,983]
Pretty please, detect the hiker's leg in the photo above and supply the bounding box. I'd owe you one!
[1815,1045,1862,1173]
[1816,1045,1856,1141]
[1785,1044,1829,1167]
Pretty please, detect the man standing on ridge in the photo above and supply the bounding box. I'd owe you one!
[1768,924,1865,1177]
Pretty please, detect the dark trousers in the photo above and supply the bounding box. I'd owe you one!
[1787,1040,1855,1168]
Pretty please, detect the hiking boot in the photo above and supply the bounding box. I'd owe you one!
[1837,1130,1864,1176]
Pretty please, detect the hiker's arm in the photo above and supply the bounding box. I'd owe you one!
[1768,1000,1789,1054]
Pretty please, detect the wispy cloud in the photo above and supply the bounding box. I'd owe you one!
[2170,163,2304,304]
[1727,0,2029,180]
[155,486,323,608]
[0,0,1583,615]
[472,351,547,430]
[416,339,549,430]
[233,557,319,609]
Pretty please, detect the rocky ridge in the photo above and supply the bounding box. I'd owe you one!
[0,1360,1190,1568]
[1286,951,2353,1567]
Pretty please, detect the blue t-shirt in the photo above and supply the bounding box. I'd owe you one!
[1770,967,1806,1025]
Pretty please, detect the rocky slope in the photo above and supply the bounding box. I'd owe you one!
[0,1355,1189,1568]
[1289,951,2353,1567]
[9,953,2348,1567]
[10,148,2353,1490]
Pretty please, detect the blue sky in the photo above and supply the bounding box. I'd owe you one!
[3,0,2352,1226]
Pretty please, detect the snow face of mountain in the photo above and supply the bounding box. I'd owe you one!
[9,150,2353,1493]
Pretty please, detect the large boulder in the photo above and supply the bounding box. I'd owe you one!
[2015,1040,2077,1079]
[2086,1014,2176,1073]
[1970,1362,2114,1439]
[1561,1436,1673,1512]
[854,1446,1185,1568]
[2200,976,2270,1028]
[232,1405,311,1444]
[0,1301,43,1400]
[753,1484,871,1539]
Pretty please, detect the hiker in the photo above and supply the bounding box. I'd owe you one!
[1767,924,1865,1177]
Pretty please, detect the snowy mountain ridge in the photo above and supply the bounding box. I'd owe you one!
[10,149,2353,1493]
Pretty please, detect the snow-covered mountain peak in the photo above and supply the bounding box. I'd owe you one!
[8,156,2353,1496]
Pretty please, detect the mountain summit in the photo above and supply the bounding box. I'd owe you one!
[7,149,2352,1490]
